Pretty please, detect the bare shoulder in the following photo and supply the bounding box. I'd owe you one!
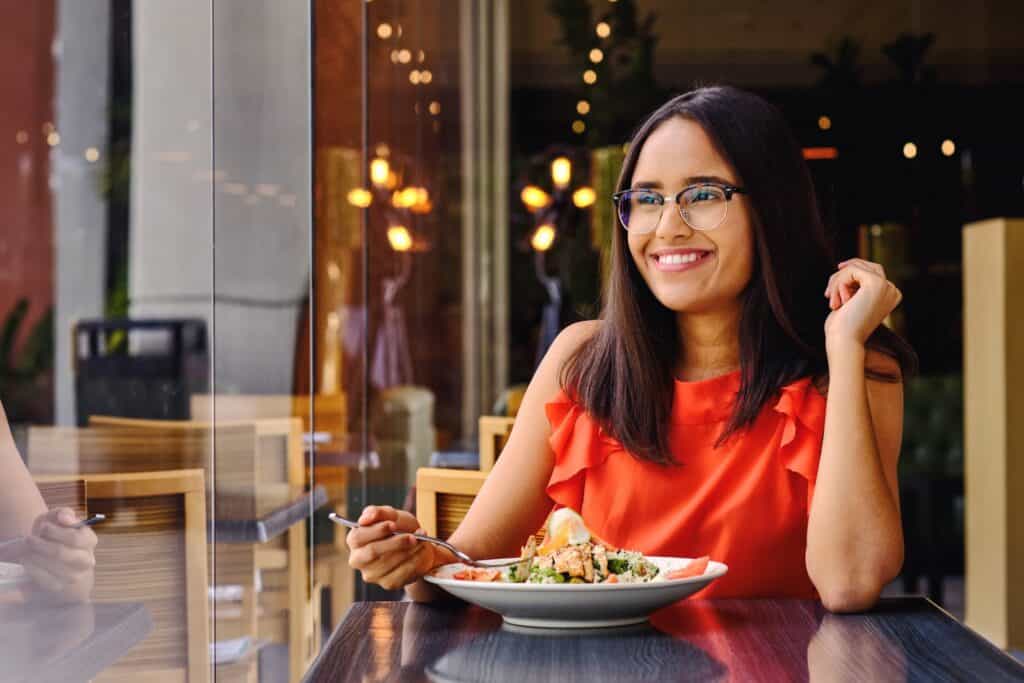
[526,320,602,401]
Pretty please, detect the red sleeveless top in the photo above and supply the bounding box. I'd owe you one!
[544,369,827,599]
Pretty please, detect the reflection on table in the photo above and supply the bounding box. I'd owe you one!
[305,598,1024,682]
[0,600,151,683]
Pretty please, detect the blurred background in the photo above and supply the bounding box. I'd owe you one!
[2,0,1022,679]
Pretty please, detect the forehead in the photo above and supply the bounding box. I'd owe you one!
[631,117,731,184]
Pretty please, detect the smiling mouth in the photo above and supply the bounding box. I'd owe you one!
[651,251,713,271]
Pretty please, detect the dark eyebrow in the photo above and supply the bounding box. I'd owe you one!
[631,174,736,190]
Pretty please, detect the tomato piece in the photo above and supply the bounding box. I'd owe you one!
[666,556,710,580]
[604,574,618,584]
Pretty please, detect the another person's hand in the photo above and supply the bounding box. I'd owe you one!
[22,508,98,604]
[347,505,438,591]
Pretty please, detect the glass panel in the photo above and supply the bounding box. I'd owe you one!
[209,2,315,681]
[2,1,220,681]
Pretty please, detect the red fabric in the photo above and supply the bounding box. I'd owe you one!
[544,370,827,599]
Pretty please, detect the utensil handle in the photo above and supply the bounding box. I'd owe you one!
[73,513,106,529]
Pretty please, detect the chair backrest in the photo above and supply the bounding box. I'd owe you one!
[85,415,305,515]
[36,478,87,519]
[34,469,210,683]
[190,393,347,437]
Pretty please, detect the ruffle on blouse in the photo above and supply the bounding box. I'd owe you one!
[772,377,827,507]
[544,391,622,512]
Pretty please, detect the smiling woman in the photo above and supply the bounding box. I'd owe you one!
[348,86,918,615]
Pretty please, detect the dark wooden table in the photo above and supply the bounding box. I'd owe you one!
[0,601,151,683]
[304,598,1024,682]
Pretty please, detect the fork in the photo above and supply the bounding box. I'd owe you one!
[328,512,522,568]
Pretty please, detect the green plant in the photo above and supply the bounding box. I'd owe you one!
[0,299,55,424]
[547,0,661,147]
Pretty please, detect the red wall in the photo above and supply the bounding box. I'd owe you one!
[0,0,55,351]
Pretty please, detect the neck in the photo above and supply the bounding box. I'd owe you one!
[675,305,742,381]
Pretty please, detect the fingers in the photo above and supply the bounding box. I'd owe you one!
[25,535,96,573]
[35,521,98,551]
[359,505,420,532]
[358,505,399,526]
[825,261,887,309]
[345,520,396,552]
[23,559,93,603]
[372,544,431,591]
[348,530,418,567]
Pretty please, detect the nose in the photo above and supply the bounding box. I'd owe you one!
[653,199,695,240]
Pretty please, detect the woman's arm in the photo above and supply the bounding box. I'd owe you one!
[405,320,600,601]
[806,347,904,612]
[809,257,906,612]
[0,401,48,540]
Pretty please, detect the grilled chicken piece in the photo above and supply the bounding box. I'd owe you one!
[553,547,587,578]
[593,544,608,577]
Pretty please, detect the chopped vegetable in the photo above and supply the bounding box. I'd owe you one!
[666,556,710,580]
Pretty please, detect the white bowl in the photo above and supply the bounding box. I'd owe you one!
[424,556,727,628]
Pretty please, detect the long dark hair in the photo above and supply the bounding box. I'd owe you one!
[562,86,917,464]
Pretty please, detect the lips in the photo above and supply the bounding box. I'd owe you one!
[649,249,713,272]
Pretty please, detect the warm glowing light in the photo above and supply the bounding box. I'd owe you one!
[429,101,441,115]
[46,132,60,146]
[84,147,100,162]
[531,224,556,252]
[903,142,918,159]
[551,156,572,188]
[386,170,399,189]
[370,158,390,186]
[520,185,552,211]
[409,195,433,214]
[377,23,393,39]
[417,50,426,63]
[398,49,411,63]
[583,69,597,85]
[421,70,433,84]
[347,188,373,207]
[390,50,400,63]
[596,22,611,38]
[818,115,832,130]
[392,186,425,208]
[802,147,839,160]
[577,100,590,115]
[388,225,413,252]
[15,130,28,144]
[589,48,604,63]
[941,139,956,156]
[572,120,586,134]
[409,70,421,84]
[573,186,596,208]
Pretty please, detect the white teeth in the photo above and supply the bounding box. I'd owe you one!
[658,252,703,265]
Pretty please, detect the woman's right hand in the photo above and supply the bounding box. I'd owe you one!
[346,505,440,591]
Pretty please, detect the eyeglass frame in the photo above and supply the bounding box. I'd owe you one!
[611,182,747,233]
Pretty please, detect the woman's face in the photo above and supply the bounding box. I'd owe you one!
[626,117,755,314]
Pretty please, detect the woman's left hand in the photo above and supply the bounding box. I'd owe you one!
[823,258,903,350]
[22,508,98,604]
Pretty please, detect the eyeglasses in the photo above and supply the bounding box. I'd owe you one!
[612,182,746,233]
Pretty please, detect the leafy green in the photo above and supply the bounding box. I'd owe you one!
[607,558,629,574]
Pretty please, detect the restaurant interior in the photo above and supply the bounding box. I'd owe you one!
[2,0,1023,680]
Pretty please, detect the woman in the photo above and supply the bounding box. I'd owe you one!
[348,86,915,612]
[0,401,97,603]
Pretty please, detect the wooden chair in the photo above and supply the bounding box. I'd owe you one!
[478,416,515,473]
[190,393,353,630]
[28,423,263,682]
[36,479,87,519]
[34,469,210,683]
[82,416,317,683]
